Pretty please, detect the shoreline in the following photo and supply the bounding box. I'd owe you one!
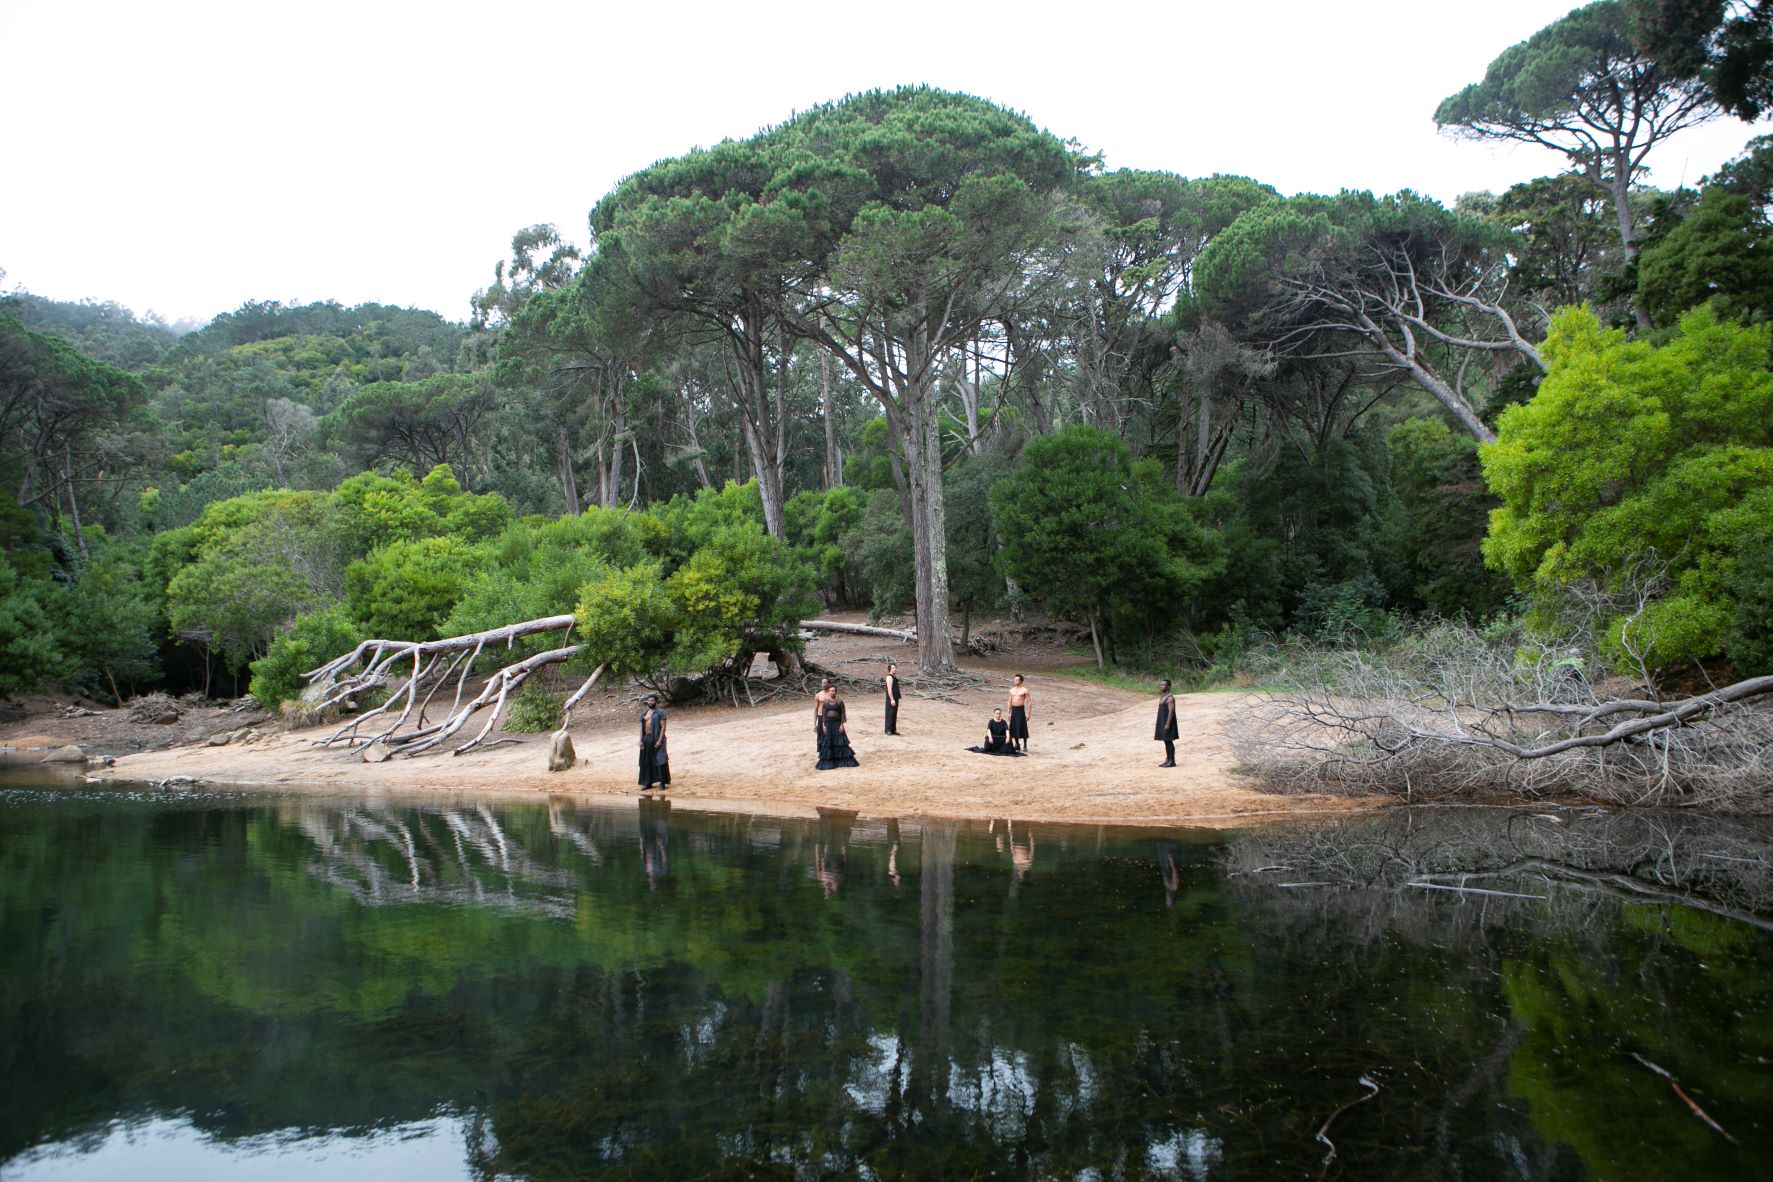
[66,679,1373,829]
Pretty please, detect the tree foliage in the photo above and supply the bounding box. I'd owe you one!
[1482,305,1773,668]
[992,425,1223,669]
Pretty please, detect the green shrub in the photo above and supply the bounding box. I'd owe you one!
[344,535,487,640]
[249,608,365,711]
[503,682,561,732]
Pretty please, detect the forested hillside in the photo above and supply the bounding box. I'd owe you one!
[3,1,1770,722]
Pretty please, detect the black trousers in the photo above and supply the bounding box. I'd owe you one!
[884,699,899,734]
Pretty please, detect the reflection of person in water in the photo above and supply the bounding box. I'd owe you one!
[968,708,1024,755]
[639,693,669,790]
[1156,839,1182,908]
[815,685,860,769]
[814,808,858,897]
[886,817,903,889]
[991,817,1037,897]
[639,797,670,889]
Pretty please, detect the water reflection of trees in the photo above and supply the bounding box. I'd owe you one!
[1226,808,1773,932]
[1223,809,1773,1181]
[4,797,1769,1180]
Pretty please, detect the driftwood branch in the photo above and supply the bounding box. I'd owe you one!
[303,615,583,758]
[801,619,917,642]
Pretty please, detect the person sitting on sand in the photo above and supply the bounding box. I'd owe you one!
[968,708,1023,756]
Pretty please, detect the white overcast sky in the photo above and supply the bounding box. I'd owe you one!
[3,0,1766,327]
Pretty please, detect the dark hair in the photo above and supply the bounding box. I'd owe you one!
[1013,673,1024,682]
[1160,679,1172,693]
[887,662,896,671]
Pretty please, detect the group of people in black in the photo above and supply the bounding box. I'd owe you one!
[640,664,1184,788]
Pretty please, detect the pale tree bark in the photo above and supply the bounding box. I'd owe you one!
[681,381,715,491]
[556,424,580,515]
[820,350,842,489]
[796,305,958,673]
[604,360,627,511]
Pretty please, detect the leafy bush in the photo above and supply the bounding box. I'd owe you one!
[503,682,562,732]
[0,555,64,694]
[344,535,487,641]
[249,607,365,710]
[1482,306,1773,671]
[573,561,675,675]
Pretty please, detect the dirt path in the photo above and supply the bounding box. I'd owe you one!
[17,621,1366,826]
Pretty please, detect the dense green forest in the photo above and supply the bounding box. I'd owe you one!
[3,0,1771,711]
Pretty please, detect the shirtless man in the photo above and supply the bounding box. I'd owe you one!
[813,678,833,736]
[1007,674,1032,753]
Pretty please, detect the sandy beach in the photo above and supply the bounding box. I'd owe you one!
[11,625,1368,827]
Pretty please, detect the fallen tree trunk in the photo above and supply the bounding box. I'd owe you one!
[304,616,584,758]
[304,613,920,759]
[801,619,916,642]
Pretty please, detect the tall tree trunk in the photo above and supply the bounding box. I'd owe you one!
[683,393,714,490]
[1603,159,1654,331]
[821,351,841,489]
[62,447,88,559]
[1087,609,1106,673]
[556,424,580,515]
[727,306,788,536]
[904,369,956,672]
[606,366,627,511]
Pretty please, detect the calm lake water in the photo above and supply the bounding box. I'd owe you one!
[2,781,1770,1181]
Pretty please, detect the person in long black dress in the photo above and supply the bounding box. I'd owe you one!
[815,685,860,769]
[883,663,902,735]
[1155,678,1179,767]
[968,708,1022,755]
[639,693,670,789]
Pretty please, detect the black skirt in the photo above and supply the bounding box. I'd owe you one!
[639,739,670,787]
[816,727,859,769]
[1009,704,1029,739]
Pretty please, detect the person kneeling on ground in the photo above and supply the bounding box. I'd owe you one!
[969,708,1023,756]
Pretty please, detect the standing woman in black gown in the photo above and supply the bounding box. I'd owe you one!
[816,684,860,769]
[1155,679,1178,767]
[639,693,670,789]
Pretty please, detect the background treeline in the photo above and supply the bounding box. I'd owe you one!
[3,0,1771,707]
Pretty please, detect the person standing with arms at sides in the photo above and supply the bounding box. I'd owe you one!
[639,693,670,790]
[816,684,860,769]
[814,678,833,736]
[883,663,903,735]
[1156,678,1179,767]
[1007,674,1032,753]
